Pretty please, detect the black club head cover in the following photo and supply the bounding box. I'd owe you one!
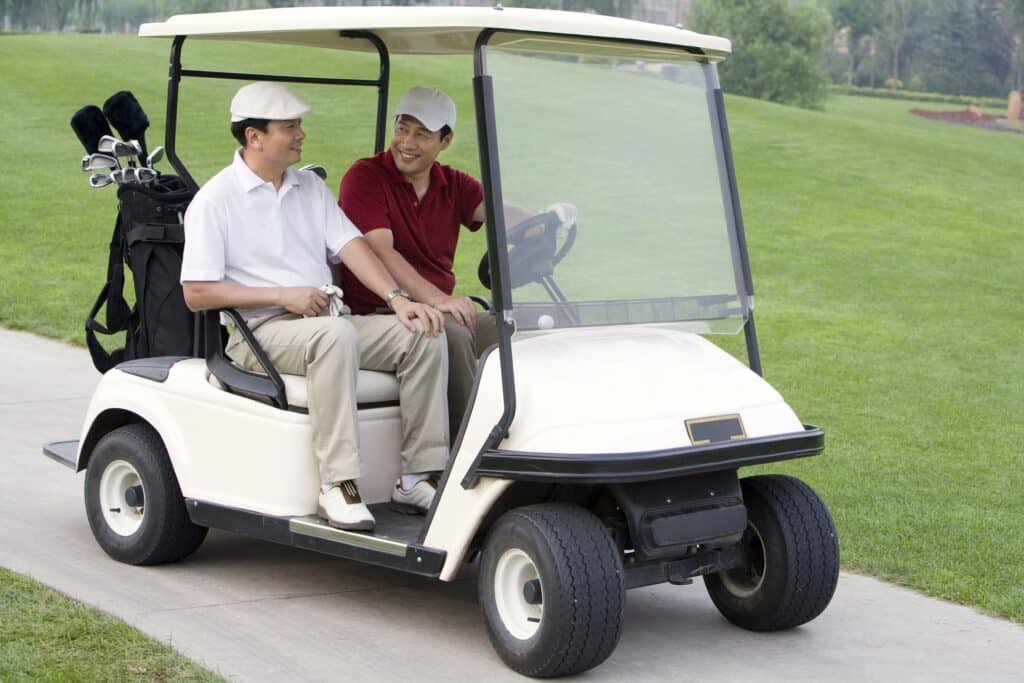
[103,91,149,159]
[70,105,113,154]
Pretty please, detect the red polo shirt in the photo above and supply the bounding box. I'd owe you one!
[338,151,484,314]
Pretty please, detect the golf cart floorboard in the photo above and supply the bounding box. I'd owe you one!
[187,499,445,577]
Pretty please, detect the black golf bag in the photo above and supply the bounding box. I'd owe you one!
[85,175,197,373]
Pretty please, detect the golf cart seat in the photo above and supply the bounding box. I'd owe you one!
[203,309,399,412]
[206,368,398,411]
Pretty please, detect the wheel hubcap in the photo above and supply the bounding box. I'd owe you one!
[98,459,145,536]
[494,548,543,639]
[720,521,767,597]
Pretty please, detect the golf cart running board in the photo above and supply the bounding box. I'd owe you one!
[43,440,79,470]
[186,499,446,577]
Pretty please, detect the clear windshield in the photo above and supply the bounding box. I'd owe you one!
[484,36,749,334]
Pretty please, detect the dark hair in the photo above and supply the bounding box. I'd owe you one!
[230,118,270,147]
[439,124,453,141]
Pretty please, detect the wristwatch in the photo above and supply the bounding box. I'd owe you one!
[385,288,410,310]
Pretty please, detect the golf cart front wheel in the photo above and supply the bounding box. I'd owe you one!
[479,503,624,678]
[84,423,207,565]
[704,474,839,631]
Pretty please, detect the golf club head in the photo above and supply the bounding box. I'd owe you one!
[300,164,328,180]
[89,173,114,188]
[135,167,158,184]
[146,146,165,168]
[112,167,158,185]
[103,91,149,160]
[81,153,119,172]
[98,136,141,167]
[70,105,113,155]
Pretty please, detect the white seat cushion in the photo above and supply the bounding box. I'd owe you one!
[208,369,399,408]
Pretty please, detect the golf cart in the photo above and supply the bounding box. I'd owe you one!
[45,7,839,677]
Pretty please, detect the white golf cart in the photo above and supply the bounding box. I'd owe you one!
[45,7,839,677]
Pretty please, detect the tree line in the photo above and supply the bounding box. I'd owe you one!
[4,0,1023,108]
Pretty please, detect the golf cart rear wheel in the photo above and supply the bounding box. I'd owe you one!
[479,503,624,678]
[85,423,207,565]
[704,474,839,631]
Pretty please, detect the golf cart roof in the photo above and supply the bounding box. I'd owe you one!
[138,6,730,59]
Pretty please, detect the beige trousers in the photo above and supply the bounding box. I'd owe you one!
[226,312,449,485]
[444,311,498,438]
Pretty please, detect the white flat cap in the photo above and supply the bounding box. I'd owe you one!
[230,82,311,123]
[394,87,456,132]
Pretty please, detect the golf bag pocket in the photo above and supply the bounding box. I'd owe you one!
[85,176,196,373]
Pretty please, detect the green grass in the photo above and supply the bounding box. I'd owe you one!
[1,30,1022,642]
[0,568,224,681]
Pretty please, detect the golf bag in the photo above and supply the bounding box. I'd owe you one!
[85,175,196,373]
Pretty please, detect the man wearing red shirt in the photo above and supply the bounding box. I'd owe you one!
[339,87,574,439]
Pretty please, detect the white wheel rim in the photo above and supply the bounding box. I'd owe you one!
[494,548,543,640]
[98,459,145,536]
[720,521,767,597]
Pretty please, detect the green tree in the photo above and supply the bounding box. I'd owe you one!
[826,0,886,85]
[690,0,830,109]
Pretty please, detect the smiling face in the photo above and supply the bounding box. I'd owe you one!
[248,118,305,169]
[389,115,452,182]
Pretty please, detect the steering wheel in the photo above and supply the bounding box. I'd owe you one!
[478,210,577,290]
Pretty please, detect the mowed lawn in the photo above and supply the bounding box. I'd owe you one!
[0,28,1021,653]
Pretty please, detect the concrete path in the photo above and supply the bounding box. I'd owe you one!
[1,327,1022,682]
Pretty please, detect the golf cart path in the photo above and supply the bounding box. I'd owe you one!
[1,326,1021,682]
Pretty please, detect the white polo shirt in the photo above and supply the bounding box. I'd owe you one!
[181,150,362,319]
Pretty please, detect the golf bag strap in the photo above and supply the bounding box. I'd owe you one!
[126,223,184,246]
[105,213,131,330]
[83,215,132,373]
[84,282,125,373]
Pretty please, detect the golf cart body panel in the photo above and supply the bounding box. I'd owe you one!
[75,360,405,515]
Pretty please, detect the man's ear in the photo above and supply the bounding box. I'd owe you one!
[439,131,453,151]
[245,126,262,149]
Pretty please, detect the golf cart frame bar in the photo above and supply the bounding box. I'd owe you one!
[164,31,391,192]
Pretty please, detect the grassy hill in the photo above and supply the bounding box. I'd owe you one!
[1,30,1022,635]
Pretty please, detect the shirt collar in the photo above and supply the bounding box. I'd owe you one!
[232,149,301,193]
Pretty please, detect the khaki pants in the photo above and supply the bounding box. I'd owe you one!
[226,312,449,485]
[444,311,498,438]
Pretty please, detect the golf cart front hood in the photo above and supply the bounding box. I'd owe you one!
[481,326,804,455]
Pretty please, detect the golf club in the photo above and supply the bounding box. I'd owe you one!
[89,173,114,188]
[97,135,142,167]
[103,91,149,163]
[70,104,114,154]
[81,153,120,172]
[145,146,164,169]
[112,166,158,185]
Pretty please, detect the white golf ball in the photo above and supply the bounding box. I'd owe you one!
[537,314,555,330]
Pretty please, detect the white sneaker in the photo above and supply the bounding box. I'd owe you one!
[318,481,374,531]
[390,475,438,515]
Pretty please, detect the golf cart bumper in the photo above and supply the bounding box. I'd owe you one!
[473,425,823,568]
[470,424,823,483]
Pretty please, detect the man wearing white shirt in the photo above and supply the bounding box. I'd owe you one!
[181,82,448,532]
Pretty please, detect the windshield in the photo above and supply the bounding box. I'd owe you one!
[483,36,749,334]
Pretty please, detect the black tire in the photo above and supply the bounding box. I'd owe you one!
[84,423,207,565]
[704,474,839,631]
[479,503,625,678]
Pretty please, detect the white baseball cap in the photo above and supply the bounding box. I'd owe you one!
[394,87,456,133]
[230,82,311,123]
